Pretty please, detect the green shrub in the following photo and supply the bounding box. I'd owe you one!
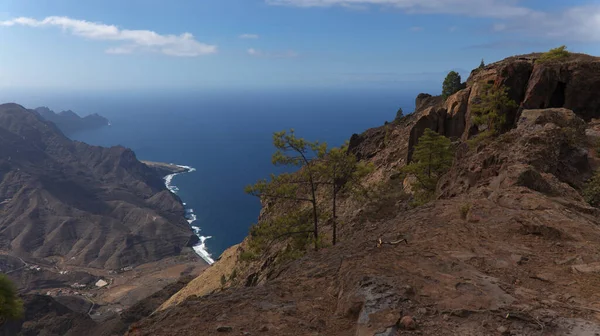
[584,171,600,208]
[459,203,471,219]
[471,83,518,134]
[239,250,256,262]
[538,46,570,63]
[467,130,495,149]
[0,274,23,323]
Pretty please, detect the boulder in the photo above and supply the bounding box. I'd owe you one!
[517,108,585,130]
[415,93,442,112]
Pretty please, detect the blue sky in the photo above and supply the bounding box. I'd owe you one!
[0,0,599,92]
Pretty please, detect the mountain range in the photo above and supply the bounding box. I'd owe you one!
[34,107,109,135]
[0,103,197,270]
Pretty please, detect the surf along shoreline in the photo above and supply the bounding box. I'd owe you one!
[142,161,215,265]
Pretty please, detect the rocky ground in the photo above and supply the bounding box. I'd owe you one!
[127,53,600,335]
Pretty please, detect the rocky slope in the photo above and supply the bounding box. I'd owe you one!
[0,103,198,270]
[35,106,110,135]
[128,52,600,335]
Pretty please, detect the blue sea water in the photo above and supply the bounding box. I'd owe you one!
[7,89,421,263]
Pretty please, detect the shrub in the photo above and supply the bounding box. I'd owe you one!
[466,130,495,150]
[538,46,570,63]
[584,171,600,208]
[471,83,518,134]
[459,203,471,219]
[239,251,256,262]
[0,274,23,323]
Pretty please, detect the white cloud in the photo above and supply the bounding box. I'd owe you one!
[266,0,600,42]
[0,16,217,56]
[239,34,259,39]
[247,48,298,58]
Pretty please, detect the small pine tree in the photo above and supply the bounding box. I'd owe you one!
[471,83,518,133]
[395,107,404,121]
[442,71,463,100]
[402,129,454,205]
[479,59,485,69]
[0,274,23,324]
[315,144,373,245]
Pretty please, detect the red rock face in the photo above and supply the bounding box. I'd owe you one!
[407,53,600,160]
[524,62,600,120]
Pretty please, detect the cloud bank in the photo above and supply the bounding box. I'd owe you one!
[266,0,600,42]
[0,16,217,56]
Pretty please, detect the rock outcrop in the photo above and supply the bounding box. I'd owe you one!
[35,106,109,135]
[0,103,197,270]
[407,52,600,161]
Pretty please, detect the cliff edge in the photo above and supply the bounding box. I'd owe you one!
[129,52,600,336]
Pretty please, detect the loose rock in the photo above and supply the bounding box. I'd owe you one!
[399,316,417,330]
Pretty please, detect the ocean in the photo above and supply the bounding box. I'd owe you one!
[7,88,421,264]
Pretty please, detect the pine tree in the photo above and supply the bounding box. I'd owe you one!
[0,274,23,325]
[402,129,454,205]
[395,107,404,121]
[479,59,485,69]
[245,129,327,251]
[471,83,518,133]
[442,71,462,100]
[316,144,373,245]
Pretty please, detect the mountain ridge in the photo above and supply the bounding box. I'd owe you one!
[34,106,109,135]
[0,103,198,270]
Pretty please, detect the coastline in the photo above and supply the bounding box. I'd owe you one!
[143,161,215,265]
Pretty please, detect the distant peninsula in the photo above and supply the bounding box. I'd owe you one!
[34,106,110,135]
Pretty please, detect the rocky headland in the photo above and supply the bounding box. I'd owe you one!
[35,106,110,135]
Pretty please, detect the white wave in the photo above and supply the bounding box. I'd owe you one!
[163,164,215,265]
[193,235,215,265]
[186,213,197,225]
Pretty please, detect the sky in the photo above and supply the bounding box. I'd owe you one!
[0,0,599,92]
